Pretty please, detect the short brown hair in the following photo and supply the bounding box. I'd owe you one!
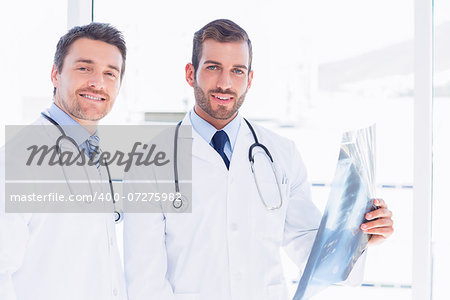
[53,23,126,95]
[192,19,252,76]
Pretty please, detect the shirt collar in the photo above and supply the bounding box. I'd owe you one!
[47,103,94,147]
[189,108,241,151]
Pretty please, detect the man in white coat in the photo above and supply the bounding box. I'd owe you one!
[124,19,394,300]
[0,23,127,300]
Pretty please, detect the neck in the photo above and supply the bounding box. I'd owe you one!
[53,101,98,135]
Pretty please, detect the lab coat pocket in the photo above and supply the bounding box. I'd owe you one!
[253,187,288,243]
[173,293,200,300]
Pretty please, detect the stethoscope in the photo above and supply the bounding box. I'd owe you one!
[172,118,284,210]
[41,112,122,223]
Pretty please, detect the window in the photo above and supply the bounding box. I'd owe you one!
[0,0,68,130]
[432,0,450,299]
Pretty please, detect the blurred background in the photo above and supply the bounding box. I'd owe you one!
[0,0,448,299]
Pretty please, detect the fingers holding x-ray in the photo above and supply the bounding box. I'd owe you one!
[362,198,394,246]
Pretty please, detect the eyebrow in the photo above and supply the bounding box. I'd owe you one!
[204,60,248,70]
[233,64,248,70]
[75,59,121,73]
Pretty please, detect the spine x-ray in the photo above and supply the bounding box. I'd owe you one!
[293,125,376,300]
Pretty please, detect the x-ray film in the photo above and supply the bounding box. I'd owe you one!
[293,125,376,300]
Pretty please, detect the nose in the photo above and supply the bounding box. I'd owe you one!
[87,70,105,90]
[216,71,232,91]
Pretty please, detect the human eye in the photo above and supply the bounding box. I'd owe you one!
[206,65,218,70]
[105,71,117,79]
[76,65,90,72]
[233,68,245,75]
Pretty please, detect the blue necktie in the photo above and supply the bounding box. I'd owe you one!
[212,130,230,169]
[87,135,101,171]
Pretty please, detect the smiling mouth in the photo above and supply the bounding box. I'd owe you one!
[212,95,233,102]
[80,94,106,101]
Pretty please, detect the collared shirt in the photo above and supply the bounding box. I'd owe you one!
[189,108,241,161]
[47,103,98,156]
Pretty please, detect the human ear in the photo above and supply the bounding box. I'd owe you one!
[185,63,195,87]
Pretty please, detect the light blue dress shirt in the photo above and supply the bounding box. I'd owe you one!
[189,108,241,161]
[47,103,97,156]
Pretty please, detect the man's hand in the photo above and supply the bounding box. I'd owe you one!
[361,198,394,246]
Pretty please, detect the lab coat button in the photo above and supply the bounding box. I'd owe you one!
[113,288,118,296]
[231,223,238,231]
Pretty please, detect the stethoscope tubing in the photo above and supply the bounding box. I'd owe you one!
[173,118,283,210]
[40,112,122,223]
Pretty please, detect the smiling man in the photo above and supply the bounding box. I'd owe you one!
[0,23,127,300]
[51,27,124,130]
[189,39,252,128]
[124,19,393,300]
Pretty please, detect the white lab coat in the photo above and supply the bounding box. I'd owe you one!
[124,114,364,300]
[0,115,126,300]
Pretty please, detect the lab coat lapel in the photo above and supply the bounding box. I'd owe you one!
[228,119,253,173]
[179,113,228,168]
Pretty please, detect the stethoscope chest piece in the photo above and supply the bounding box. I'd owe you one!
[172,194,190,212]
[114,210,123,223]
